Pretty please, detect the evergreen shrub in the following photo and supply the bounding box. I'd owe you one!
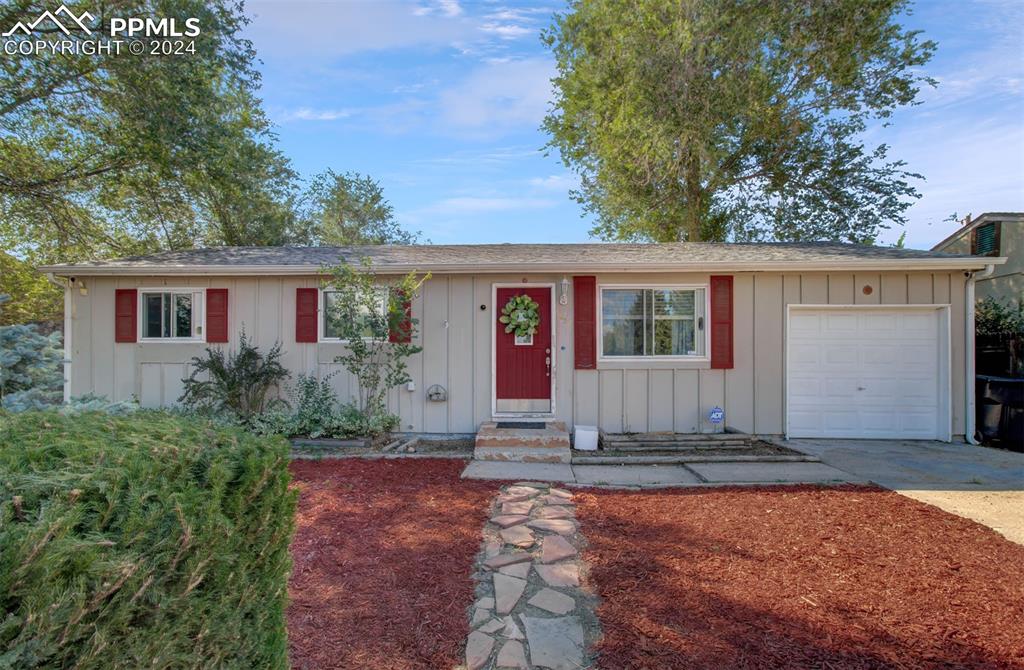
[0,410,296,669]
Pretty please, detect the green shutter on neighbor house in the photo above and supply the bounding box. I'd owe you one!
[974,222,999,255]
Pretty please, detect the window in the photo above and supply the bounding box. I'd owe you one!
[600,287,706,358]
[972,221,1000,256]
[141,291,203,340]
[322,289,388,340]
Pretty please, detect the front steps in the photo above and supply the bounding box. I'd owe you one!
[575,432,815,465]
[474,421,572,463]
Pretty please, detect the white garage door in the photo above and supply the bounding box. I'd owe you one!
[787,307,949,440]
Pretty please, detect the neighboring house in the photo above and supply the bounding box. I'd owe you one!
[932,212,1023,305]
[41,243,1004,442]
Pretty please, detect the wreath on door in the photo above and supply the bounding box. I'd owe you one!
[499,294,541,337]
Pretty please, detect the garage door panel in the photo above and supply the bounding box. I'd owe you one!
[789,343,821,367]
[823,313,858,335]
[790,313,821,336]
[788,307,945,440]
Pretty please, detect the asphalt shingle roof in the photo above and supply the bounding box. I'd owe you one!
[40,242,993,275]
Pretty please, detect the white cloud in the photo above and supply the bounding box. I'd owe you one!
[529,173,577,191]
[478,22,534,39]
[245,1,474,58]
[420,196,557,215]
[278,107,355,122]
[437,58,555,134]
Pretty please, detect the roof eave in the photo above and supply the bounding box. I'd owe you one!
[39,257,1007,276]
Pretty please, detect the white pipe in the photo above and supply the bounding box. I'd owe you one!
[965,264,996,445]
[46,273,72,404]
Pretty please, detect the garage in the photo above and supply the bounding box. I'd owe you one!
[786,306,951,440]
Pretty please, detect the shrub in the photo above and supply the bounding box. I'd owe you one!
[323,259,427,429]
[248,374,400,440]
[179,331,289,421]
[0,306,64,411]
[0,410,296,669]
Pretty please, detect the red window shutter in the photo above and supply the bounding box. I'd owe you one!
[114,289,137,343]
[388,290,412,344]
[573,276,597,369]
[206,288,229,343]
[295,288,318,343]
[709,275,734,369]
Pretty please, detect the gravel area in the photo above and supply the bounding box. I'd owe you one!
[576,484,1024,669]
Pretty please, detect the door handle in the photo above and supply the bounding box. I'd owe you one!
[545,356,551,377]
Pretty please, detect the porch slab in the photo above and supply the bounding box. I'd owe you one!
[687,462,861,484]
[462,461,575,483]
[572,464,701,486]
[474,420,572,463]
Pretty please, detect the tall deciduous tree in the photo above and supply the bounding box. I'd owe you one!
[0,0,297,262]
[300,170,421,246]
[542,0,936,243]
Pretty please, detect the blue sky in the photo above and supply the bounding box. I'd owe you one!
[244,0,1023,249]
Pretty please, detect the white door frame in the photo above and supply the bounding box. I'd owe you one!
[490,282,557,418]
[784,304,952,441]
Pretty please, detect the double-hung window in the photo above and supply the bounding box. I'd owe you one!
[141,290,203,340]
[322,288,389,341]
[600,287,706,358]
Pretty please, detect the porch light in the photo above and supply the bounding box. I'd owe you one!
[560,277,569,305]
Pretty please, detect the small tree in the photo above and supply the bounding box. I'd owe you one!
[323,259,428,429]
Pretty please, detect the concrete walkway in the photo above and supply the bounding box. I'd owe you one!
[777,438,1024,544]
[461,460,860,487]
[462,439,1024,545]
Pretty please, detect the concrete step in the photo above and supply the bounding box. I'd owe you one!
[572,453,819,465]
[608,441,751,451]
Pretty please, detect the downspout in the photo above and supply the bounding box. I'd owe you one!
[965,264,995,445]
[46,273,72,404]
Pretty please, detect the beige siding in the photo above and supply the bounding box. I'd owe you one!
[68,269,969,437]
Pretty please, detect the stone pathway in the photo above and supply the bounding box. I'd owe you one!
[463,482,597,670]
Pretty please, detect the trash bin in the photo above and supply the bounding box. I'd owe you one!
[977,375,1024,449]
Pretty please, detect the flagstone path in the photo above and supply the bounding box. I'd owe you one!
[462,482,598,670]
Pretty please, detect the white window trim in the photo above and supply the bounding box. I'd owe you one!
[597,283,710,363]
[318,287,390,343]
[138,288,206,343]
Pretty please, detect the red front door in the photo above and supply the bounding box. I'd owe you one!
[495,286,552,413]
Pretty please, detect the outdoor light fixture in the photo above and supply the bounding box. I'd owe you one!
[560,277,570,305]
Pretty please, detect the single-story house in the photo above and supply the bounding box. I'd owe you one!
[41,242,1005,442]
[932,212,1022,305]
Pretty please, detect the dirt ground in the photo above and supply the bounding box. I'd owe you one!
[576,484,1024,670]
[287,458,497,670]
[897,489,1024,545]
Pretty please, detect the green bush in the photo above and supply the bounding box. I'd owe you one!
[0,299,64,411]
[179,332,289,422]
[0,410,296,669]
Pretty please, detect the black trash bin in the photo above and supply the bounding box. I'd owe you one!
[976,375,1024,450]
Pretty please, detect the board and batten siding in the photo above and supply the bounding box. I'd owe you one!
[67,270,967,436]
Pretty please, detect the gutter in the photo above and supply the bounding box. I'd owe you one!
[38,257,1009,277]
[964,264,996,445]
[46,273,72,404]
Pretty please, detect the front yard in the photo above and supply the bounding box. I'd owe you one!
[287,458,497,669]
[287,460,1024,670]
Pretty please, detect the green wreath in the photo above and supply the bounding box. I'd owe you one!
[499,294,541,337]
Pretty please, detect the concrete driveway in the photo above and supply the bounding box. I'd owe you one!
[777,438,1024,544]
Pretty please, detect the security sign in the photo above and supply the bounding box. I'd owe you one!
[708,406,725,424]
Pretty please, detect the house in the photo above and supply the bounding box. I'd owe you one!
[932,212,1023,305]
[40,242,1005,443]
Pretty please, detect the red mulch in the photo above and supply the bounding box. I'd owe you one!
[576,485,1024,670]
[286,458,496,670]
